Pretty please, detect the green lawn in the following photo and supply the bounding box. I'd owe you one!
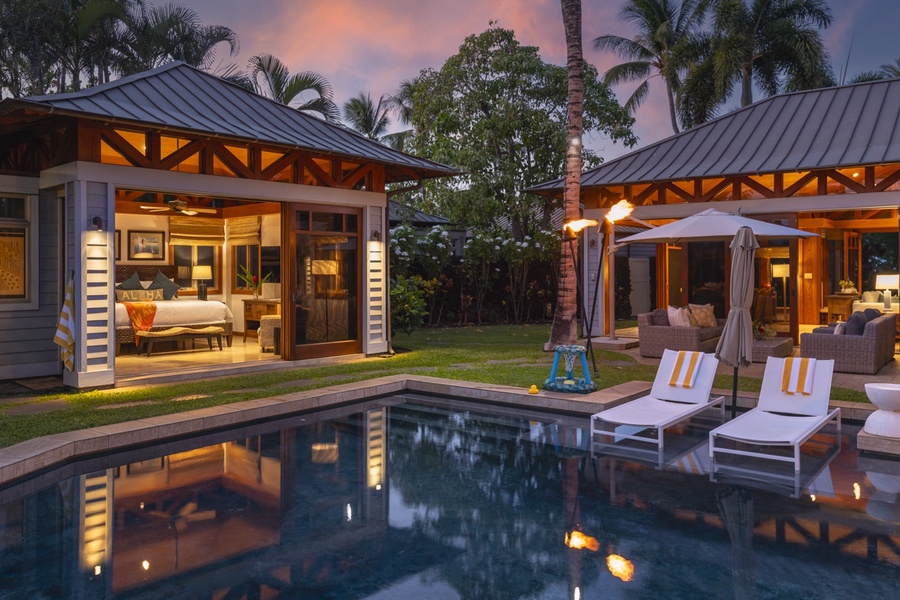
[0,323,868,448]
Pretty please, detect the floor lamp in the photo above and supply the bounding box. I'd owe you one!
[772,263,790,321]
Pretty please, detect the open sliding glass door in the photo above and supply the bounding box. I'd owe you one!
[283,204,361,360]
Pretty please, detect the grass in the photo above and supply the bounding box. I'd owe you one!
[0,323,869,448]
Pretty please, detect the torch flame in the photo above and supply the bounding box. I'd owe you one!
[564,219,599,234]
[565,530,599,551]
[607,554,634,582]
[606,199,634,224]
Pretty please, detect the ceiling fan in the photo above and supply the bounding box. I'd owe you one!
[140,198,217,217]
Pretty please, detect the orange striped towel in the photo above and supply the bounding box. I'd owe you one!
[668,351,704,388]
[781,357,816,396]
[123,301,157,344]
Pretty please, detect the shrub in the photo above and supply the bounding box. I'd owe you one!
[390,275,427,336]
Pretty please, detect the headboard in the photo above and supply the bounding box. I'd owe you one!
[115,265,178,283]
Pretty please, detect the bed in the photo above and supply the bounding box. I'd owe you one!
[115,265,234,354]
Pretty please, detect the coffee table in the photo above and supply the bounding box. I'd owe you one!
[751,337,794,363]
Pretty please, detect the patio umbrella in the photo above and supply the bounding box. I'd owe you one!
[716,227,759,419]
[616,208,817,244]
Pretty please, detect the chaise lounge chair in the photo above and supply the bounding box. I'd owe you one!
[590,349,724,451]
[709,356,839,473]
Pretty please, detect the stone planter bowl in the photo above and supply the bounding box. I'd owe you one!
[864,383,900,437]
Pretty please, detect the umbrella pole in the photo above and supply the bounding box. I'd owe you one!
[731,366,739,419]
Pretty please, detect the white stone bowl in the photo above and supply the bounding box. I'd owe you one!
[865,383,900,411]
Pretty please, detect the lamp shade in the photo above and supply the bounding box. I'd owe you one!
[875,274,899,290]
[192,265,212,280]
[771,263,790,278]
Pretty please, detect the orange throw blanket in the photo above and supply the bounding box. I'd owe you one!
[123,302,157,344]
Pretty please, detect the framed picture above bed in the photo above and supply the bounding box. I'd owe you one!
[128,230,165,260]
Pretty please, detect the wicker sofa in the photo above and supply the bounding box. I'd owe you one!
[800,312,896,374]
[637,312,726,358]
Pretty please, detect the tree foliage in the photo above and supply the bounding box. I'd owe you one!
[406,26,635,234]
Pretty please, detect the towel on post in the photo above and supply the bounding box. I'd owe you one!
[668,351,704,388]
[53,279,75,371]
[123,301,158,345]
[781,357,816,396]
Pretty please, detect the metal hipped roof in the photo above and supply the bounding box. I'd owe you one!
[388,200,452,226]
[528,78,900,193]
[1,62,459,183]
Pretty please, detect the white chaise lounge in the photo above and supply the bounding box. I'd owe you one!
[709,356,839,472]
[590,349,724,450]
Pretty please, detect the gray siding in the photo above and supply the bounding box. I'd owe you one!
[0,190,61,379]
[367,205,386,350]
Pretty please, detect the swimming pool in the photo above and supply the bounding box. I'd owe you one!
[0,392,897,599]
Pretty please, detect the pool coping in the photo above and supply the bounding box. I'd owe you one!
[0,375,883,487]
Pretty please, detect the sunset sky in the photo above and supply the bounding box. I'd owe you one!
[186,0,900,161]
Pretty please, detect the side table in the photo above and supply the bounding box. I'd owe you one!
[751,337,794,363]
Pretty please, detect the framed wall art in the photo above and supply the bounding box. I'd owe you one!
[128,230,165,260]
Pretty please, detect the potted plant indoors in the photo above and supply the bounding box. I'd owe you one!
[838,279,858,294]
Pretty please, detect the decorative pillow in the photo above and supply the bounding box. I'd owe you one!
[833,322,845,335]
[116,288,163,302]
[684,307,699,327]
[148,270,180,300]
[863,308,883,321]
[689,303,717,327]
[862,291,881,303]
[667,305,692,327]
[651,308,669,326]
[116,271,142,290]
[844,311,867,336]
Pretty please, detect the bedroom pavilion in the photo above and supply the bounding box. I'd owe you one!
[0,62,457,389]
[530,77,900,344]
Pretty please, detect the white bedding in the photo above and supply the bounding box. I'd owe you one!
[116,300,234,328]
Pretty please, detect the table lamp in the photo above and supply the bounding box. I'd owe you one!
[875,273,899,310]
[193,265,212,301]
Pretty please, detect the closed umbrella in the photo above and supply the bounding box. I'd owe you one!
[716,227,759,419]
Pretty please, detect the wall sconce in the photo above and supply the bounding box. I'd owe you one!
[371,229,381,241]
[193,265,212,301]
[90,216,104,231]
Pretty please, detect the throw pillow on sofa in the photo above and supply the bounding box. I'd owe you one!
[651,308,669,326]
[862,290,881,303]
[844,311,867,335]
[667,305,692,327]
[863,308,883,321]
[688,303,717,327]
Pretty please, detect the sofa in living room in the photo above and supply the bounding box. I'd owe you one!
[800,310,896,374]
[637,305,725,358]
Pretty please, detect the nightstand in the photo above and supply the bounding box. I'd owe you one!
[243,299,281,341]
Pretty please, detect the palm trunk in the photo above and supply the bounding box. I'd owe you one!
[549,0,584,347]
[741,63,753,107]
[666,83,680,134]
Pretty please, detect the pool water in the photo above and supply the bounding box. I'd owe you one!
[0,393,898,599]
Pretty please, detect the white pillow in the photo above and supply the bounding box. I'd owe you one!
[862,291,880,303]
[668,305,692,327]
[833,322,845,335]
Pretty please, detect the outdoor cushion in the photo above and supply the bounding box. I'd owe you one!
[684,307,699,327]
[651,308,669,326]
[844,311,867,335]
[833,322,845,335]
[864,308,883,321]
[668,306,691,327]
[689,303,717,327]
[148,270,180,300]
[116,271,143,290]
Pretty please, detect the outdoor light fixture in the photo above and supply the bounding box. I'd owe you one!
[90,216,104,231]
[605,200,634,341]
[371,229,381,241]
[193,265,212,301]
[875,274,899,310]
[772,263,790,318]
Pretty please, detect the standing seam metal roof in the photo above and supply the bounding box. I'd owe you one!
[1,62,458,182]
[528,78,900,192]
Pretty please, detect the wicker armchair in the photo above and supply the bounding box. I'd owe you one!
[258,315,281,352]
[800,313,896,374]
[637,312,725,358]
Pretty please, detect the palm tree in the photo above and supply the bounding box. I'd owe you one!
[593,0,710,134]
[342,92,391,140]
[247,53,338,122]
[880,58,900,79]
[115,3,238,75]
[549,0,585,348]
[710,0,832,107]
